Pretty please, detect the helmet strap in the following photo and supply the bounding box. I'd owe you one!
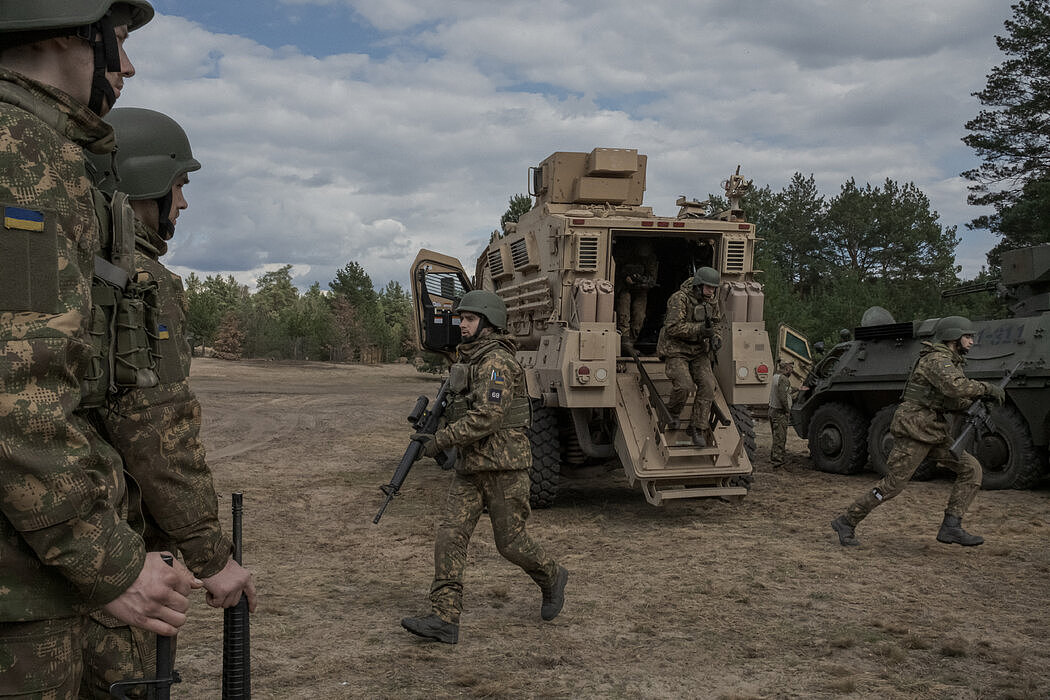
[155,191,175,240]
[85,16,120,115]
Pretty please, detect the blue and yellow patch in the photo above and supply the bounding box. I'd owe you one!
[3,206,44,232]
[490,371,506,387]
[157,324,170,340]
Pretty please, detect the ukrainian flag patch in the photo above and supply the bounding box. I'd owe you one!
[490,371,506,387]
[158,324,170,339]
[4,206,45,232]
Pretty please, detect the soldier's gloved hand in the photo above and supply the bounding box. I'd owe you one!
[412,432,441,458]
[711,335,723,352]
[983,382,1006,406]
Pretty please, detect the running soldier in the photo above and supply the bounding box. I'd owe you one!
[831,316,1005,547]
[401,291,568,644]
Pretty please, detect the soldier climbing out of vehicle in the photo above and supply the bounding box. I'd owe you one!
[830,316,1007,547]
[657,266,724,447]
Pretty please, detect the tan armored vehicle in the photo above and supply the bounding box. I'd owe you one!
[410,148,774,506]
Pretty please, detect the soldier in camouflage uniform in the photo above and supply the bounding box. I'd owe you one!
[77,108,258,697]
[614,238,658,354]
[401,291,568,644]
[657,266,724,446]
[0,3,201,697]
[768,360,794,468]
[831,316,1006,548]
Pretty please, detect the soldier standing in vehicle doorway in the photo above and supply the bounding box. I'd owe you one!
[657,267,724,446]
[80,107,258,695]
[614,238,658,354]
[769,360,794,468]
[402,290,568,644]
[831,316,1006,547]
[0,3,202,695]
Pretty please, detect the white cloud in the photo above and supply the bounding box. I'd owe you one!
[122,2,1012,292]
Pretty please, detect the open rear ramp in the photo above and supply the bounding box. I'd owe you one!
[614,357,753,505]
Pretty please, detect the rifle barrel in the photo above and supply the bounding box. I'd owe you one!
[223,492,251,699]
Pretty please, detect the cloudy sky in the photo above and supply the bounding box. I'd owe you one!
[122,0,1013,293]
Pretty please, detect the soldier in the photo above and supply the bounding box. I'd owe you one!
[657,266,724,446]
[769,360,794,468]
[402,290,568,644]
[0,3,201,696]
[614,238,658,354]
[831,316,1006,547]
[78,107,258,695]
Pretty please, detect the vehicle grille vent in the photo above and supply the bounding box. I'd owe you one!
[854,322,915,341]
[510,238,530,269]
[724,239,746,272]
[487,248,505,277]
[577,236,599,270]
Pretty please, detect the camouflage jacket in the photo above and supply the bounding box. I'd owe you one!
[891,341,988,444]
[0,68,145,620]
[656,278,723,358]
[98,219,232,578]
[434,332,532,473]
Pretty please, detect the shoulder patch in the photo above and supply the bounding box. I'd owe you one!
[487,387,503,403]
[3,206,45,232]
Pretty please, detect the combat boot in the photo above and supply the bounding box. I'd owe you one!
[689,427,707,447]
[936,514,984,546]
[541,566,569,621]
[831,515,860,546]
[401,614,459,643]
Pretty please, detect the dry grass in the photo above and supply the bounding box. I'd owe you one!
[169,358,1050,699]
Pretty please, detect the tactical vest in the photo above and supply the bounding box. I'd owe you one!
[444,359,532,429]
[80,189,159,407]
[900,355,951,412]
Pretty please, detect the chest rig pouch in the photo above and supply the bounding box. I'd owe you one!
[81,190,159,408]
[443,360,532,428]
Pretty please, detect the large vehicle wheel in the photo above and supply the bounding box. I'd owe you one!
[866,404,939,480]
[808,402,868,474]
[528,404,561,508]
[973,404,1045,490]
[730,404,756,462]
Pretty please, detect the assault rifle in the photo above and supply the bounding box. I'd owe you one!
[109,555,180,699]
[373,378,452,524]
[223,492,251,699]
[949,362,1022,459]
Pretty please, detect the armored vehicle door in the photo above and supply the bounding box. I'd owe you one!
[410,249,472,359]
[777,323,814,390]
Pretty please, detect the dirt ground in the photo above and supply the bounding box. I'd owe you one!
[172,358,1050,699]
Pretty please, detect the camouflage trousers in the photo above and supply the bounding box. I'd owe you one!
[769,408,790,465]
[844,435,982,526]
[665,355,717,430]
[430,470,559,623]
[0,617,83,699]
[615,289,648,343]
[77,615,155,699]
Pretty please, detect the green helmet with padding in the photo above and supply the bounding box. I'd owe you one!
[693,266,720,287]
[89,107,201,199]
[0,1,153,33]
[0,1,155,115]
[933,315,976,342]
[456,290,507,331]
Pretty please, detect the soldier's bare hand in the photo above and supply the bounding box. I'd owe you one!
[202,557,258,612]
[101,552,203,637]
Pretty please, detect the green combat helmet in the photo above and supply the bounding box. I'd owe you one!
[89,107,201,199]
[933,315,976,342]
[0,1,155,114]
[693,266,720,287]
[456,290,507,331]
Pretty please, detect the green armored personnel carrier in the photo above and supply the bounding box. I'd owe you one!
[410,148,775,506]
[789,244,1050,489]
